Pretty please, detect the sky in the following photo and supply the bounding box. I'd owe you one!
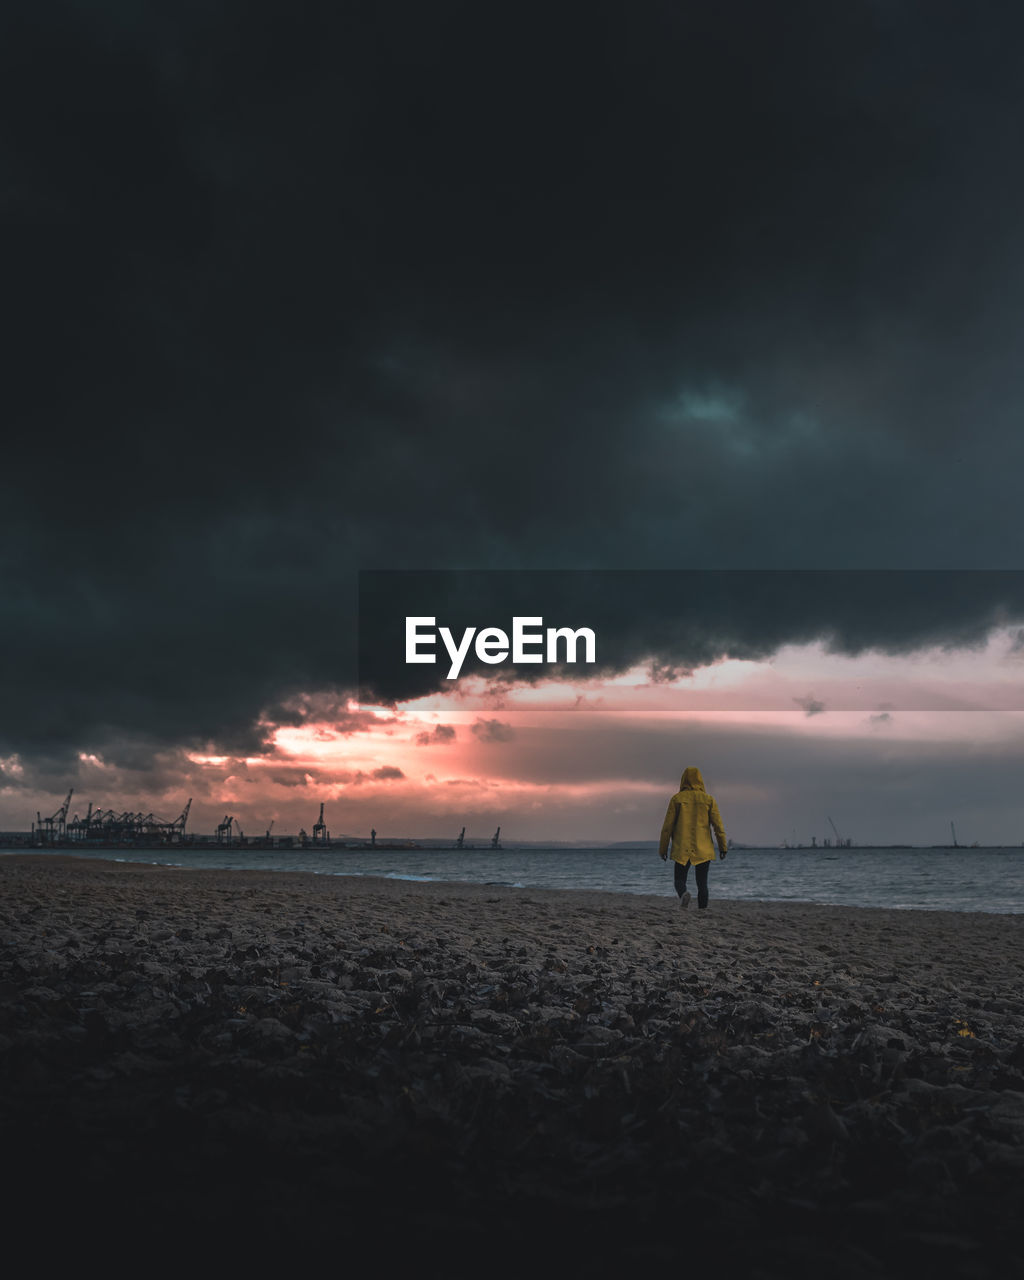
[3,1,1024,847]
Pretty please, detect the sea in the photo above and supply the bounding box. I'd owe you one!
[7,844,1024,914]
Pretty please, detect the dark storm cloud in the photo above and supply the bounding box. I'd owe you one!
[263,694,380,735]
[5,1,1024,765]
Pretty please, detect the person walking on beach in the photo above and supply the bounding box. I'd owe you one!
[659,766,727,910]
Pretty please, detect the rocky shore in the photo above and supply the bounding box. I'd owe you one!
[3,855,1024,1275]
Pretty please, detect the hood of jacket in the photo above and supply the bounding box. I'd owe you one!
[680,766,705,792]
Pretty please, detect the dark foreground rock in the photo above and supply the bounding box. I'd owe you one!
[3,856,1024,1276]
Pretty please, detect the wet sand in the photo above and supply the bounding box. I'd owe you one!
[3,854,1024,1275]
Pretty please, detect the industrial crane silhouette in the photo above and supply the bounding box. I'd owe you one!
[173,799,192,840]
[35,789,73,844]
[827,816,847,848]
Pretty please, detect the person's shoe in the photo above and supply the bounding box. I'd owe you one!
[679,891,692,909]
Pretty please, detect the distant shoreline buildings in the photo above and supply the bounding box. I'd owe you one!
[0,789,1012,851]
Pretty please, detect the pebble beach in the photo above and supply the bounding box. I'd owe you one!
[4,854,1024,1276]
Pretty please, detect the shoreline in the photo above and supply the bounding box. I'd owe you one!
[3,849,1021,919]
[4,856,1024,1274]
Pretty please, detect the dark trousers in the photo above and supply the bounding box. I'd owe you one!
[674,859,710,908]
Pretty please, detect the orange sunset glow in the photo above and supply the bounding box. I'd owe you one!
[65,628,1010,846]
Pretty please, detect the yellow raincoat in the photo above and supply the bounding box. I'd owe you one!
[658,766,727,866]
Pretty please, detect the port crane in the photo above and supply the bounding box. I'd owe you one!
[172,799,192,840]
[491,826,502,849]
[67,801,93,841]
[65,796,190,845]
[312,803,329,845]
[828,816,845,848]
[35,789,73,844]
